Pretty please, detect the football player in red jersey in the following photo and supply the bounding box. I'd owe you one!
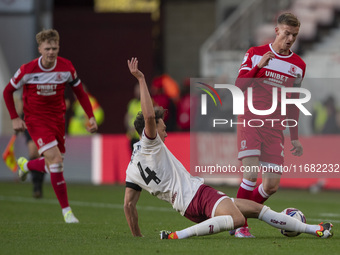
[233,13,305,237]
[3,29,98,223]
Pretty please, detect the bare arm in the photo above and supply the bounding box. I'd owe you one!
[124,187,142,237]
[127,57,156,138]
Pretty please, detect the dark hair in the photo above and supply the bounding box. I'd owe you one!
[134,107,167,136]
[277,13,300,27]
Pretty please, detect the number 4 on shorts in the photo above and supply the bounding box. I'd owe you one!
[137,162,161,185]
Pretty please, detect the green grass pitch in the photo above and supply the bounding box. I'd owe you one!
[0,182,339,255]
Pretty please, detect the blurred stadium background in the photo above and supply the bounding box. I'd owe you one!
[0,0,340,190]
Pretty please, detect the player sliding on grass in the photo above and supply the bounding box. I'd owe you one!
[124,57,333,240]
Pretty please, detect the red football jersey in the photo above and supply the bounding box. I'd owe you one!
[10,56,80,124]
[237,43,306,130]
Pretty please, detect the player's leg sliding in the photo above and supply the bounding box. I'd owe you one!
[161,206,333,240]
[258,206,333,238]
[234,178,257,237]
[49,163,79,223]
[160,215,234,239]
[315,223,333,238]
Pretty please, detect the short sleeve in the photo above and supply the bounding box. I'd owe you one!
[126,181,142,192]
[239,47,254,72]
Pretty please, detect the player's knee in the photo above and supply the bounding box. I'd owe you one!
[49,163,64,173]
[263,186,278,195]
[44,152,63,165]
[233,213,245,228]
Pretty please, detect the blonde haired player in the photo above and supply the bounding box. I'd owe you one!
[3,29,98,223]
[234,13,306,237]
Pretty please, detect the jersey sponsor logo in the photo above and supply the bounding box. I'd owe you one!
[265,71,289,83]
[37,84,58,96]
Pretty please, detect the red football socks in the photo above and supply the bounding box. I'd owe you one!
[27,157,46,173]
[50,172,69,209]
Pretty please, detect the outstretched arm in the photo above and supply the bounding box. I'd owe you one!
[127,57,156,138]
[124,187,142,237]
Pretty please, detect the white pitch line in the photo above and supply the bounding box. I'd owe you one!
[320,213,340,218]
[0,195,175,213]
[308,218,340,223]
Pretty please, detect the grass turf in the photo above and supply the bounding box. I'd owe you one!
[0,182,339,255]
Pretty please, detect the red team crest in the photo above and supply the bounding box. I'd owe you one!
[56,73,62,82]
[289,65,297,76]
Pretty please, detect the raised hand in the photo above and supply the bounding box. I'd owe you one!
[127,57,144,80]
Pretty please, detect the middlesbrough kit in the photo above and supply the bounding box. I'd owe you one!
[125,130,204,215]
[8,56,82,154]
[236,43,306,166]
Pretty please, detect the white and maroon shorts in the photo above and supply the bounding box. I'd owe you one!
[184,184,229,223]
